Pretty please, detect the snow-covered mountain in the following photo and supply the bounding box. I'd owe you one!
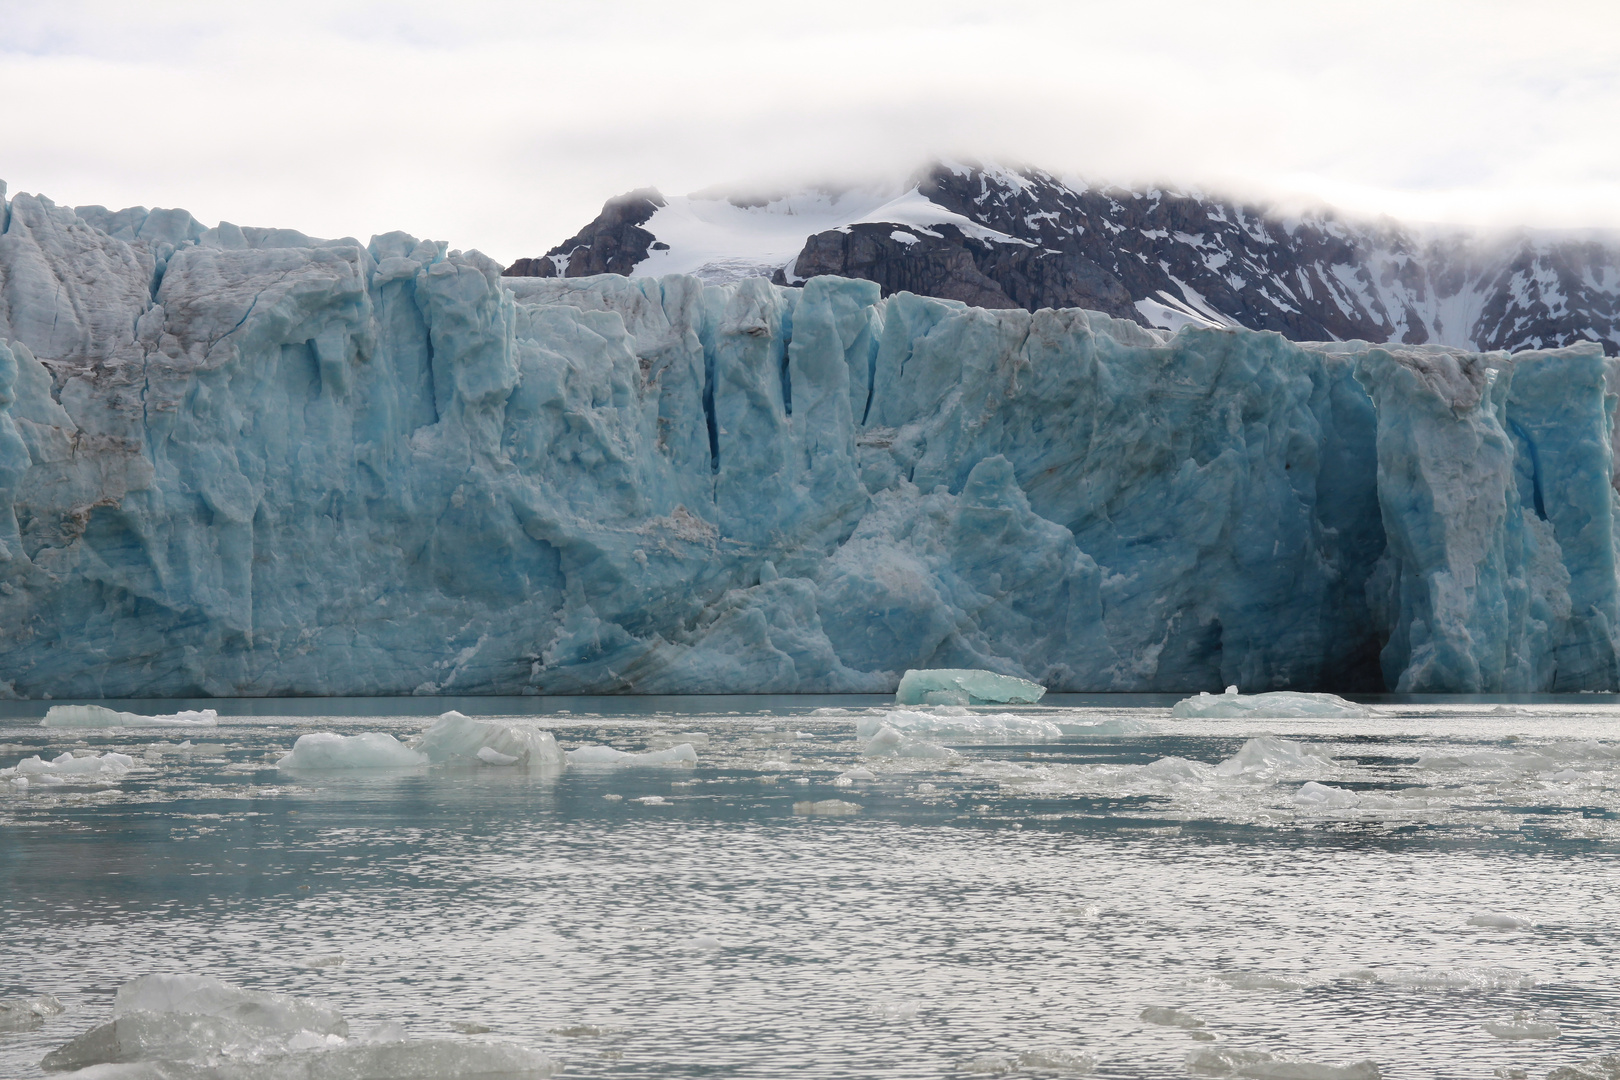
[506,162,1620,355]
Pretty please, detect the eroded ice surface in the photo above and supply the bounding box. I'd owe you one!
[2,186,1618,694]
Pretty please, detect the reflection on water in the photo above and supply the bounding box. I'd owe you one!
[2,696,1618,1078]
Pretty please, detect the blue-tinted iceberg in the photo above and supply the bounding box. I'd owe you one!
[1,183,1616,695]
[895,668,1047,706]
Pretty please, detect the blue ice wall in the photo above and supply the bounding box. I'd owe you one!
[0,187,1614,696]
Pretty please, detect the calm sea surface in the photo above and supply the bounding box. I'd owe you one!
[2,695,1617,1079]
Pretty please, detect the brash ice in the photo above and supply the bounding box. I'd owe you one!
[0,184,1616,695]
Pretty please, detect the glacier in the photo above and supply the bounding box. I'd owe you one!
[1,182,1617,696]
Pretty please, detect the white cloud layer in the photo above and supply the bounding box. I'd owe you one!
[2,0,1618,264]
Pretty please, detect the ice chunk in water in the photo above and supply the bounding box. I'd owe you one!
[1547,1053,1620,1079]
[1214,737,1336,777]
[1292,781,1361,809]
[857,709,1061,740]
[895,668,1046,706]
[276,732,428,770]
[1186,1046,1381,1079]
[1140,1006,1205,1028]
[4,750,136,788]
[43,974,556,1078]
[962,1049,1096,1075]
[1468,912,1533,929]
[861,726,954,759]
[1482,1012,1560,1040]
[42,704,218,728]
[0,993,63,1032]
[793,799,860,816]
[1172,689,1371,719]
[114,974,346,1035]
[565,743,697,765]
[413,711,563,768]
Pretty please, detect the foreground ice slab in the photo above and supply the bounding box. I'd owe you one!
[276,733,427,770]
[42,974,556,1078]
[895,668,1046,706]
[41,704,218,728]
[1171,688,1373,719]
[1,184,1617,694]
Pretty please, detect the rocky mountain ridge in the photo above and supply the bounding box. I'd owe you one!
[506,163,1620,356]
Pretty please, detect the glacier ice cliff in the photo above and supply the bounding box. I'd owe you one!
[1,182,1617,696]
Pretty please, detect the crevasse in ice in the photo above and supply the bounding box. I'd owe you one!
[1,183,1616,695]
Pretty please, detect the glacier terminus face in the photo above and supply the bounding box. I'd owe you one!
[0,182,1616,696]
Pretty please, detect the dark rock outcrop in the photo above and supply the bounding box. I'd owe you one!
[776,221,1137,319]
[503,189,665,278]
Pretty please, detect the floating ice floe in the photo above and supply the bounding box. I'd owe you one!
[1056,718,1156,736]
[1467,912,1533,930]
[1547,1052,1620,1078]
[962,1049,1096,1075]
[895,668,1046,706]
[1482,1012,1560,1040]
[1340,966,1537,990]
[1139,1006,1205,1028]
[1186,1045,1381,1079]
[4,750,138,789]
[861,726,955,760]
[42,973,555,1078]
[565,743,697,765]
[42,704,219,728]
[411,712,564,768]
[1213,737,1336,777]
[1171,687,1372,720]
[793,799,860,816]
[276,732,428,770]
[857,709,1062,741]
[0,993,64,1031]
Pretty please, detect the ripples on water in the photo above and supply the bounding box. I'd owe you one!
[1,695,1618,1079]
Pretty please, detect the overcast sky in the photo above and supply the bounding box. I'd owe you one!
[3,0,1618,265]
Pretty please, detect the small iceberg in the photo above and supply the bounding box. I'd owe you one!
[42,973,556,1077]
[793,799,860,816]
[1171,687,1372,719]
[4,750,137,789]
[565,743,697,765]
[895,668,1046,706]
[276,732,427,770]
[42,704,219,728]
[412,711,564,768]
[1186,1046,1381,1079]
[0,993,64,1032]
[1482,1012,1559,1040]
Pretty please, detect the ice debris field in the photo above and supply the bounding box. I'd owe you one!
[4,184,1620,696]
[3,695,1620,1079]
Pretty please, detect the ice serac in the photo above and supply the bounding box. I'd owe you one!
[2,184,1619,695]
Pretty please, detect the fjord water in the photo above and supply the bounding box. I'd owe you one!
[1,696,1617,1079]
